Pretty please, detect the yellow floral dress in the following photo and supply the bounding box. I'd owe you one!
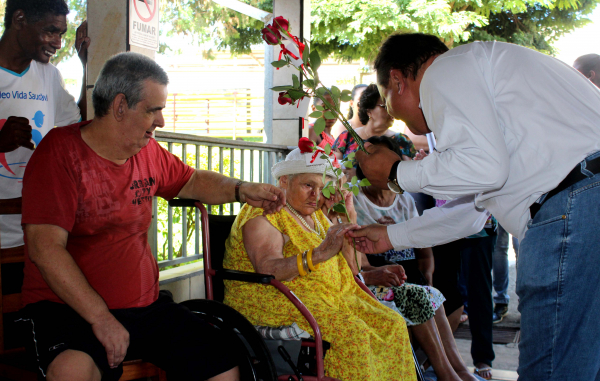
[223,204,416,381]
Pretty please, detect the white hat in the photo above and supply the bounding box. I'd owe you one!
[272,148,336,180]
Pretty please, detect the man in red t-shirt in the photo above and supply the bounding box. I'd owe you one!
[19,52,286,381]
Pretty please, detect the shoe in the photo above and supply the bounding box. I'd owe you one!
[493,303,508,324]
[474,366,493,380]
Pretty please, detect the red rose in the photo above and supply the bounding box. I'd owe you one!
[273,16,290,32]
[261,24,281,45]
[298,137,315,153]
[278,92,294,105]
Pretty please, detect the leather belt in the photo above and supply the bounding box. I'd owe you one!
[530,154,600,219]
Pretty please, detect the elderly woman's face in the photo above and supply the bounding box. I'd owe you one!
[281,173,325,216]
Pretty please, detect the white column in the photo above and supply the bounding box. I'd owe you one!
[86,0,156,118]
[264,0,311,145]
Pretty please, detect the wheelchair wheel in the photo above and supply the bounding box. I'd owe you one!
[180,299,277,381]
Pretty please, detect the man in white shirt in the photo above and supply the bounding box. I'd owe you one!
[574,53,600,89]
[0,0,90,249]
[351,33,600,380]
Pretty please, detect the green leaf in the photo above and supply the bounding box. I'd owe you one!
[288,89,306,100]
[359,178,372,186]
[341,90,352,102]
[302,79,315,88]
[322,171,327,186]
[292,74,300,89]
[324,111,337,119]
[316,87,328,96]
[335,168,343,176]
[271,60,288,68]
[271,85,294,91]
[347,152,356,159]
[352,187,359,196]
[309,111,323,118]
[328,185,336,194]
[323,188,331,199]
[324,144,331,155]
[315,105,324,111]
[320,154,328,160]
[331,85,341,98]
[343,161,353,169]
[351,176,358,184]
[309,49,321,71]
[333,204,347,214]
[313,118,326,135]
[343,183,350,189]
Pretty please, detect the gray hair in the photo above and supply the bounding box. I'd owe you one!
[92,52,169,118]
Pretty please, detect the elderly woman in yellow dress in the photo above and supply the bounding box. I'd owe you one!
[222,147,417,381]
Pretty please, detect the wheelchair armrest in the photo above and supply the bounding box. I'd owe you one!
[217,269,274,284]
[168,198,199,207]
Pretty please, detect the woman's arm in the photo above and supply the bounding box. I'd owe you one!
[243,216,296,280]
[414,247,434,286]
[243,215,358,281]
[359,252,407,287]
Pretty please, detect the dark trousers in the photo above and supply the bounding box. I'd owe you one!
[459,236,496,367]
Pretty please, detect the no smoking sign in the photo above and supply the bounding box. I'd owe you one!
[129,0,159,50]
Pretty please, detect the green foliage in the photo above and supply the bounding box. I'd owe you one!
[159,0,272,56]
[462,0,598,55]
[310,0,599,60]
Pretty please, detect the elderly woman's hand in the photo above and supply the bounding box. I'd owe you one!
[313,223,360,264]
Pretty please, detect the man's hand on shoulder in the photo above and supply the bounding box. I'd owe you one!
[346,224,393,254]
[90,312,130,369]
[239,182,286,214]
[0,116,34,153]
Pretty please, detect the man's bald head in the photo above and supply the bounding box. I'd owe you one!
[574,54,600,89]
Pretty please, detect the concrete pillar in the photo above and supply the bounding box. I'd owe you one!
[264,0,311,145]
[86,0,156,118]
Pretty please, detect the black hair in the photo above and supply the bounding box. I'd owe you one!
[574,54,600,77]
[374,33,449,87]
[357,84,381,125]
[356,136,401,181]
[347,84,368,119]
[4,0,69,29]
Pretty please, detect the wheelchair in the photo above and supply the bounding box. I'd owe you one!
[169,199,425,381]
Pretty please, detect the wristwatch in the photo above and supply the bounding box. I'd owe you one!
[387,160,404,194]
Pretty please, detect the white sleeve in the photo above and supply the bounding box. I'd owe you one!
[53,69,81,126]
[397,52,510,200]
[386,195,489,250]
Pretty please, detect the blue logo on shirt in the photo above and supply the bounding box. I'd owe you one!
[32,111,44,127]
[31,111,44,146]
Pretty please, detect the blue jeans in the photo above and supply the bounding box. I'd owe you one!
[517,152,600,380]
[492,224,518,305]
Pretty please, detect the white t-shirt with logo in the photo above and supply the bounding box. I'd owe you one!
[0,61,81,248]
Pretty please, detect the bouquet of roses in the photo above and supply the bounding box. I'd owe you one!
[262,16,366,153]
